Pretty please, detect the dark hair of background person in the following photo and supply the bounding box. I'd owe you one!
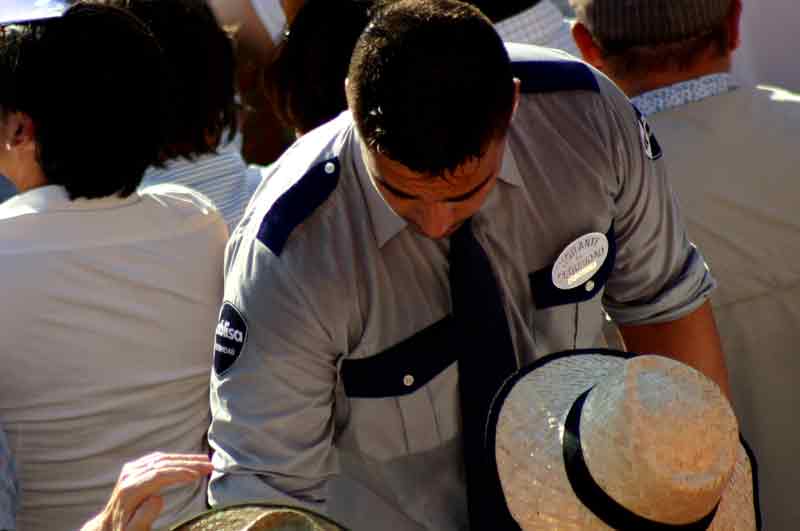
[265,0,375,136]
[463,0,541,23]
[591,20,731,79]
[0,3,169,200]
[95,0,238,161]
[347,0,515,176]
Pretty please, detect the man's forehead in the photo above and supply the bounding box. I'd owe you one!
[380,141,503,178]
[0,0,68,26]
[368,139,506,201]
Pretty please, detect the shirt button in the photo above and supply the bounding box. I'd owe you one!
[324,162,336,175]
[403,374,415,387]
[585,280,596,292]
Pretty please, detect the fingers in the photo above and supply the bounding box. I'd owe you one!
[119,453,213,496]
[125,496,164,531]
[103,453,213,530]
[127,452,213,473]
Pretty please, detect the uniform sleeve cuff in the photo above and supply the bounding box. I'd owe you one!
[606,248,717,326]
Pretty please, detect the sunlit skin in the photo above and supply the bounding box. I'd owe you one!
[0,110,46,192]
[363,136,508,240]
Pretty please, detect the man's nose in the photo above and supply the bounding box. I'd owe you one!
[417,202,455,239]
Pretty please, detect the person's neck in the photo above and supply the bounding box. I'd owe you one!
[617,56,732,98]
[9,166,48,194]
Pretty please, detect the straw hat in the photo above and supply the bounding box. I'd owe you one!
[170,503,347,531]
[488,350,760,530]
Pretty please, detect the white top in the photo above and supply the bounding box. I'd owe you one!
[643,82,800,530]
[0,184,228,531]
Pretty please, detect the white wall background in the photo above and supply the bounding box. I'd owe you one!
[733,0,800,91]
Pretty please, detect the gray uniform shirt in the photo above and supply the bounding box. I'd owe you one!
[208,45,714,530]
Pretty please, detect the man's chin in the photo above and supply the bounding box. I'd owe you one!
[408,220,465,240]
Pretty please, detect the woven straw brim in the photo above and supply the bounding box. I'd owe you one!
[170,504,347,531]
[492,351,756,530]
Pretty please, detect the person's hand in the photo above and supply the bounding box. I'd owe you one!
[81,453,213,531]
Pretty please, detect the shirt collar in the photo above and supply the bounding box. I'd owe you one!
[0,184,141,221]
[350,131,523,248]
[631,73,738,117]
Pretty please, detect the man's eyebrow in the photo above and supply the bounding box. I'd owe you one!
[445,173,495,203]
[376,172,495,203]
[375,177,419,199]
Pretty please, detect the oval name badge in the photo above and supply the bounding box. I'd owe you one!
[552,232,609,290]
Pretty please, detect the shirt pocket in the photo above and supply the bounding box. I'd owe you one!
[337,317,459,462]
[528,227,617,351]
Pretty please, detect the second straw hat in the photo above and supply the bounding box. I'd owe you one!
[170,503,347,531]
[488,350,760,530]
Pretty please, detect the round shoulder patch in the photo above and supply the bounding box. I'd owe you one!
[552,233,609,290]
[214,302,248,377]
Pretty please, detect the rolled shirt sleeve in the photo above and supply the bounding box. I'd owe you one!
[208,240,340,511]
[599,80,715,325]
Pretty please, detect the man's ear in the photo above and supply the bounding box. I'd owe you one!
[4,111,36,152]
[571,22,606,71]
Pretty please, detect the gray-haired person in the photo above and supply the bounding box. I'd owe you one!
[571,0,800,528]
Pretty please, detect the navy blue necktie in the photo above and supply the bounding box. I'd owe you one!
[449,218,520,529]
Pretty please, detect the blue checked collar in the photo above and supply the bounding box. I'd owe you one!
[631,73,738,117]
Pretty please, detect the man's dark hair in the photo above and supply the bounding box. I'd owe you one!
[266,0,375,135]
[0,3,168,199]
[96,0,237,160]
[347,0,515,175]
[596,23,731,80]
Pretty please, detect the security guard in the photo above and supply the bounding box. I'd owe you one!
[208,1,727,529]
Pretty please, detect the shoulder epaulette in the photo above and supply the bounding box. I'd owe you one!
[512,60,600,94]
[257,157,340,256]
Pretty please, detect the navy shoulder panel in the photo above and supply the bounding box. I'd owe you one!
[257,157,340,256]
[512,60,600,94]
[506,42,600,94]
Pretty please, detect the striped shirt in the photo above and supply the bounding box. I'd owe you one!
[140,140,262,232]
[495,0,579,56]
